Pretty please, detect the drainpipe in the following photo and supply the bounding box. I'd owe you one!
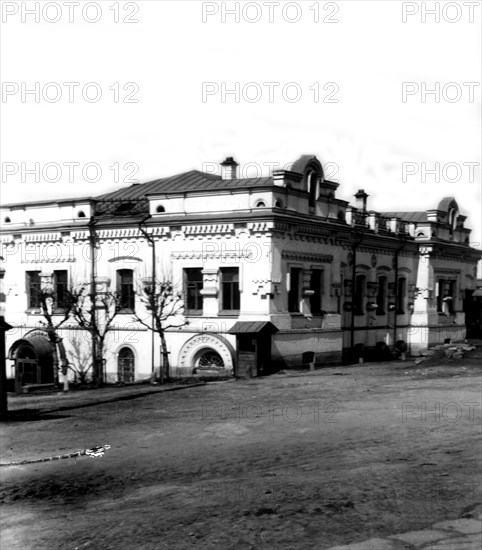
[88,216,98,384]
[392,238,408,346]
[350,232,365,355]
[138,216,156,382]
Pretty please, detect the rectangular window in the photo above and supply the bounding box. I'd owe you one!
[54,270,68,309]
[117,269,135,311]
[354,274,366,315]
[438,279,455,314]
[447,281,455,313]
[288,268,301,313]
[437,280,444,312]
[310,269,323,315]
[221,267,240,312]
[184,268,203,314]
[397,277,406,314]
[26,271,41,309]
[376,275,387,315]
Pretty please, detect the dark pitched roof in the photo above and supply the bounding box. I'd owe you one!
[380,211,427,223]
[228,321,279,334]
[96,170,274,202]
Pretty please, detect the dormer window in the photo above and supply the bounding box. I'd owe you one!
[307,170,319,208]
[156,205,165,213]
[448,208,457,235]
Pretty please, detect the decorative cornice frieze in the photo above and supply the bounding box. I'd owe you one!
[21,256,76,263]
[282,251,333,263]
[183,224,234,235]
[23,233,62,243]
[171,250,254,260]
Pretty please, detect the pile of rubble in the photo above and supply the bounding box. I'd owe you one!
[415,342,477,363]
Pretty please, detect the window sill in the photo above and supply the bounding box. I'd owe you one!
[25,309,43,315]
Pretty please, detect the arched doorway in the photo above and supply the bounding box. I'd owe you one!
[118,347,135,383]
[9,334,55,392]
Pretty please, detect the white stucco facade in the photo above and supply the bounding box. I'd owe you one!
[0,155,480,387]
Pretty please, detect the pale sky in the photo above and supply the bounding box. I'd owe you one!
[1,1,481,252]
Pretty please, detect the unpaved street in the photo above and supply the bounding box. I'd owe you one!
[1,354,481,550]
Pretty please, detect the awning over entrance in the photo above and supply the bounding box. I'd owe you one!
[228,321,279,334]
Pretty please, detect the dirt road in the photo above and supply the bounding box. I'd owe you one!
[1,354,481,550]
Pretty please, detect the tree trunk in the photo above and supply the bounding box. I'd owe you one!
[159,332,170,383]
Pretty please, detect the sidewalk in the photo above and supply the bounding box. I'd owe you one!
[5,380,216,416]
[327,512,482,550]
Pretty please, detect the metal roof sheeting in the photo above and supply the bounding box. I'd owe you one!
[380,211,428,223]
[228,321,279,334]
[96,170,274,202]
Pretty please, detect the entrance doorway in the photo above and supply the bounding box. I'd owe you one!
[118,347,135,383]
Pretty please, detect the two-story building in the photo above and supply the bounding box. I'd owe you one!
[1,154,480,387]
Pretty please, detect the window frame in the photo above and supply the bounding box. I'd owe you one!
[376,275,387,315]
[26,270,41,310]
[353,274,366,316]
[117,269,135,312]
[53,270,69,310]
[184,268,203,315]
[288,267,302,313]
[220,267,240,314]
[396,277,406,314]
[310,269,324,315]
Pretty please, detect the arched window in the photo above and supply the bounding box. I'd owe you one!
[417,232,425,238]
[4,216,11,223]
[255,200,266,208]
[307,170,318,208]
[156,205,165,213]
[448,208,457,235]
[274,200,283,208]
[77,211,86,218]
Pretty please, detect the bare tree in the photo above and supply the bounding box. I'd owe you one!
[68,284,123,385]
[134,276,188,382]
[66,331,92,385]
[37,282,76,387]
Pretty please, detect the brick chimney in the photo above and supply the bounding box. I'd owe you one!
[220,157,239,180]
[354,189,369,212]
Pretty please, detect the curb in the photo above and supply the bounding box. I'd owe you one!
[6,382,212,417]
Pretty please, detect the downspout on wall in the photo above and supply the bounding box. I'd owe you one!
[393,238,408,346]
[88,216,98,383]
[138,217,156,381]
